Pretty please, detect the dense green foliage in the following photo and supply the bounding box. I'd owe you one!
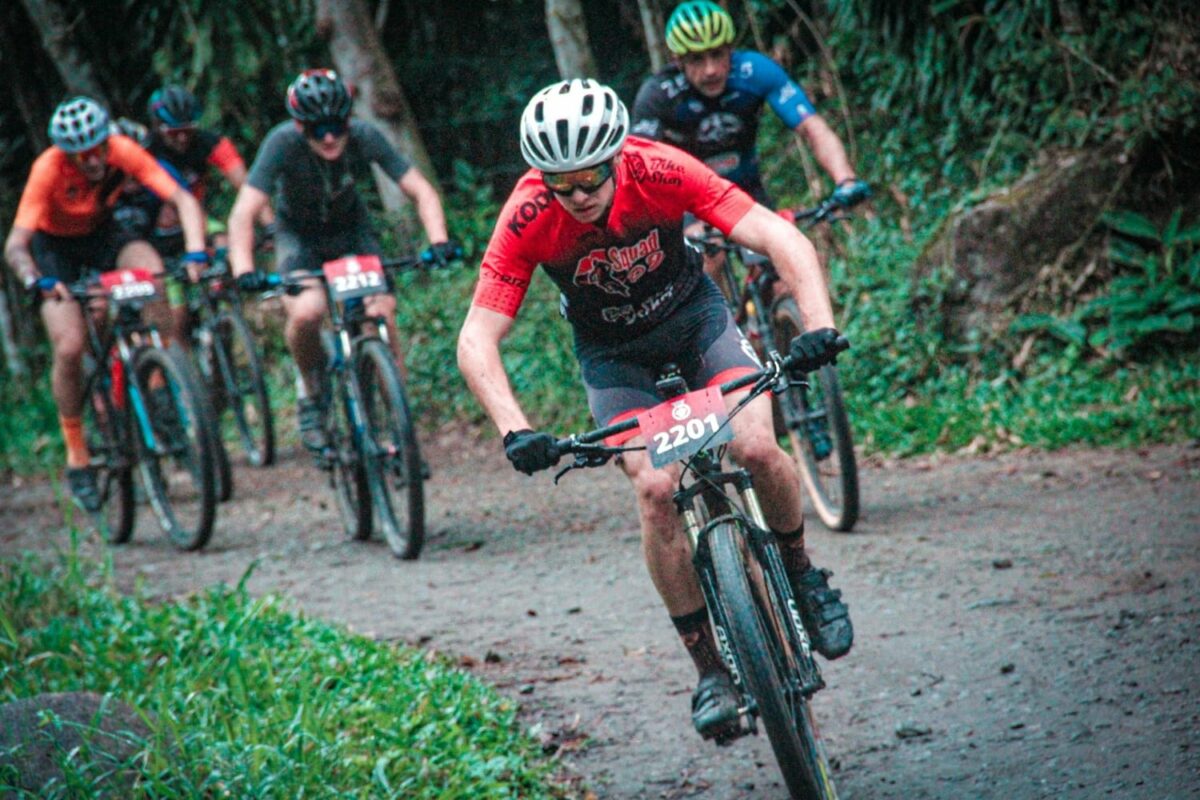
[1,0,1197,475]
[0,551,563,798]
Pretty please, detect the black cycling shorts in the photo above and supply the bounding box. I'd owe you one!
[574,276,761,443]
[31,224,132,284]
[274,222,382,276]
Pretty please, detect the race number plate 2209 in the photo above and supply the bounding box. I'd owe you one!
[322,255,387,301]
[99,268,158,304]
[639,385,732,469]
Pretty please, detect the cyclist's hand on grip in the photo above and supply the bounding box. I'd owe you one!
[421,239,463,269]
[235,271,271,293]
[503,429,561,475]
[830,178,871,209]
[183,250,209,282]
[26,275,67,302]
[789,327,846,373]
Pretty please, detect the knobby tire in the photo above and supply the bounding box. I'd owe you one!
[709,522,838,800]
[323,334,372,542]
[210,310,275,467]
[131,346,216,551]
[82,369,135,543]
[769,297,859,531]
[356,338,425,560]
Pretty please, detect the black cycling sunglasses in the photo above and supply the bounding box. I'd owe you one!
[305,118,349,140]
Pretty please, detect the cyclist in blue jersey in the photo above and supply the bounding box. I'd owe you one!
[632,1,870,273]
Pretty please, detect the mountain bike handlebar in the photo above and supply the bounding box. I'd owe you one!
[553,335,849,456]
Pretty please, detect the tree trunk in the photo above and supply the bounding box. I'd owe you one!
[0,274,29,378]
[545,0,598,80]
[17,0,106,100]
[315,0,440,225]
[636,0,669,73]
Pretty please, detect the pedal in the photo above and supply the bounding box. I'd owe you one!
[707,714,753,746]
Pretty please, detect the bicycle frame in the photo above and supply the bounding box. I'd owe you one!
[73,281,169,458]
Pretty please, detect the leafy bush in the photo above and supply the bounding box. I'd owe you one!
[0,552,565,798]
[1012,209,1200,355]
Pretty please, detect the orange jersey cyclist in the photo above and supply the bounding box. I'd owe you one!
[457,79,855,742]
[3,96,209,511]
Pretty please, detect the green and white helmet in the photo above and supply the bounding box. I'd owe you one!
[665,1,736,55]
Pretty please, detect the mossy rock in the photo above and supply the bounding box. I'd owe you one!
[0,691,156,796]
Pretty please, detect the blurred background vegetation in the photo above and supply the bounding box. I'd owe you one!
[1,0,1198,475]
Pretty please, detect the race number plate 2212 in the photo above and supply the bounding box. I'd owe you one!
[638,385,732,469]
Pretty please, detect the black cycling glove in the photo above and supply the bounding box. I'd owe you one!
[830,178,872,209]
[503,429,560,475]
[789,328,846,373]
[421,239,464,268]
[236,271,270,293]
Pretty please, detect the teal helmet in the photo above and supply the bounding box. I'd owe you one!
[665,1,736,55]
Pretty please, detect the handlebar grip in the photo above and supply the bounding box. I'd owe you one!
[834,335,850,354]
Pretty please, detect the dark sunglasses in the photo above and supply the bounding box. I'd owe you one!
[305,118,349,140]
[161,125,196,138]
[542,161,613,196]
[69,142,108,161]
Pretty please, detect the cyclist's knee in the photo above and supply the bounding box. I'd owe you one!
[117,239,163,272]
[730,427,786,473]
[286,295,326,329]
[632,467,676,511]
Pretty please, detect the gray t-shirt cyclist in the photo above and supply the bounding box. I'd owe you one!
[246,119,411,237]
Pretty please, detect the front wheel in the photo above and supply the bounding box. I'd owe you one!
[769,297,859,531]
[709,522,839,800]
[206,310,275,467]
[81,370,136,543]
[131,346,216,551]
[356,338,425,560]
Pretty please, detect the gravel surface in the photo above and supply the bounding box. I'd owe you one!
[3,436,1198,799]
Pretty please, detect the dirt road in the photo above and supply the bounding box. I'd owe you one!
[2,438,1198,799]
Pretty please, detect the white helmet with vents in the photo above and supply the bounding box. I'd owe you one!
[519,79,628,172]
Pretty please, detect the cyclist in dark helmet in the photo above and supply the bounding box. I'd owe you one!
[144,83,274,249]
[228,69,459,456]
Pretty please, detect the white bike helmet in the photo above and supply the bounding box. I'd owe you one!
[519,79,628,172]
[48,97,111,153]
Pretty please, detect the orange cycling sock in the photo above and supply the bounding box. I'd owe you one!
[60,415,89,468]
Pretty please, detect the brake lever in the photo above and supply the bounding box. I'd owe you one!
[553,450,613,484]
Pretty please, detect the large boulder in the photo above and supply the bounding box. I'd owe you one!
[914,141,1134,340]
[0,691,155,796]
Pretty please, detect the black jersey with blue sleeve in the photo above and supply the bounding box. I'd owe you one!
[631,50,815,203]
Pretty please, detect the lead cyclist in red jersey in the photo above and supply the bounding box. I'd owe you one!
[457,79,854,741]
[4,96,209,511]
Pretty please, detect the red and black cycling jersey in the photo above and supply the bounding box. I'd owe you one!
[147,128,243,204]
[472,136,755,342]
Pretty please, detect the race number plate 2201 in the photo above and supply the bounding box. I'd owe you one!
[639,385,732,469]
[322,255,387,301]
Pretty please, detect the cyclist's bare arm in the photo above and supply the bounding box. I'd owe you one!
[727,204,835,330]
[220,161,276,226]
[4,226,37,284]
[456,305,533,436]
[398,167,449,244]
[169,186,208,257]
[794,114,857,185]
[227,184,271,278]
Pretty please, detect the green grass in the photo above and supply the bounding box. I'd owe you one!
[0,551,566,798]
